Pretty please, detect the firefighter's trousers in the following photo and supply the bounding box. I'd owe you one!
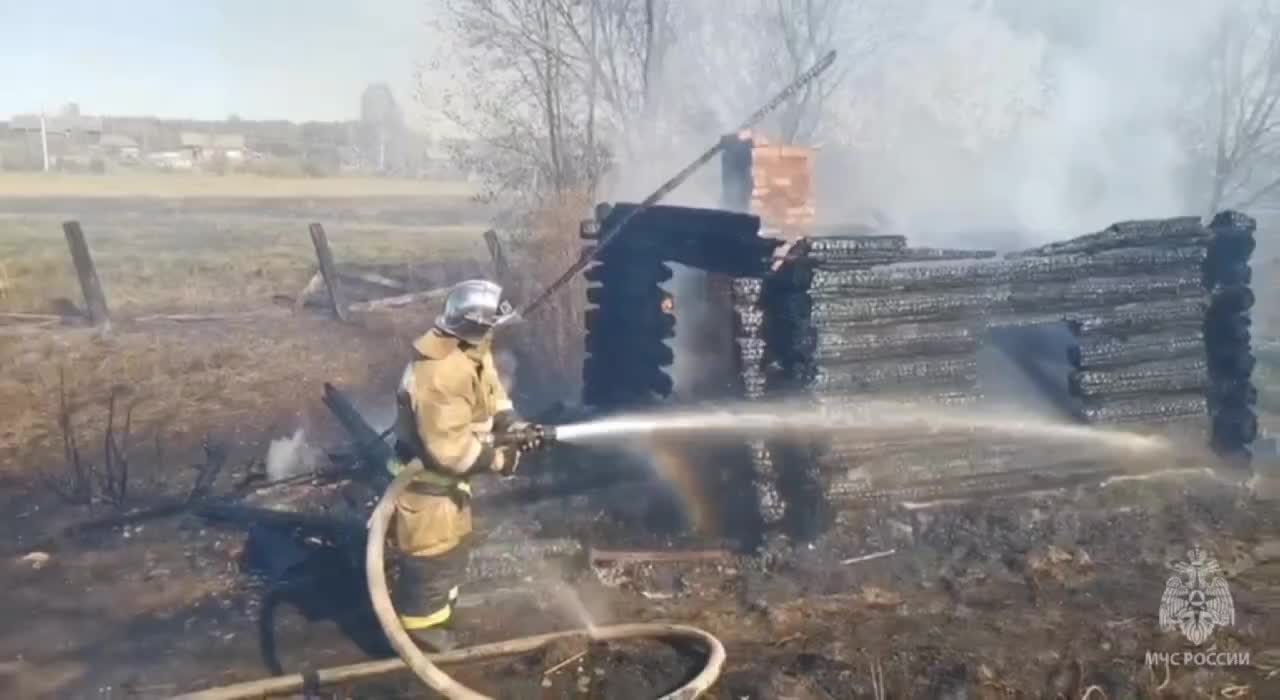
[390,463,473,632]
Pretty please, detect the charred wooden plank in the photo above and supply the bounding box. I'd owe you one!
[1011,218,1210,257]
[803,357,979,392]
[1067,299,1208,336]
[810,289,1009,324]
[809,247,1206,293]
[1069,359,1208,398]
[1009,274,1206,312]
[322,382,392,486]
[806,248,998,269]
[1073,331,1205,368]
[806,275,1203,325]
[808,324,981,362]
[795,235,907,255]
[1081,394,1207,424]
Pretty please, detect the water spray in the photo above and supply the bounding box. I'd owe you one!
[551,399,1171,456]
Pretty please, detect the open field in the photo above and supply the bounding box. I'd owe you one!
[0,173,479,199]
[0,215,487,315]
[0,175,494,316]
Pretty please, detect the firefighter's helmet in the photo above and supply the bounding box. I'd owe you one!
[435,279,513,342]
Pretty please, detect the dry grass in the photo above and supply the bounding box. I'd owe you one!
[0,173,478,199]
[0,312,437,477]
[0,216,486,315]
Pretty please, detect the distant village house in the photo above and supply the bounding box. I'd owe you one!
[96,133,140,160]
[179,132,248,162]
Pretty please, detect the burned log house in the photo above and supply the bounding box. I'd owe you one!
[579,132,1260,545]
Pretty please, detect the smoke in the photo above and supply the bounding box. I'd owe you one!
[596,0,1238,247]
[495,348,519,397]
[265,428,322,482]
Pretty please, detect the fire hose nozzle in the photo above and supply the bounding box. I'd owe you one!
[488,423,555,451]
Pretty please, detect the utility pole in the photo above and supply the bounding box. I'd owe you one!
[40,113,50,172]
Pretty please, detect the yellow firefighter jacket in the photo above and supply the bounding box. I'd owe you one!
[390,328,513,557]
[393,327,513,479]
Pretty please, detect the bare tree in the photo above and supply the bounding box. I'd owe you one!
[1194,0,1280,213]
[427,0,672,203]
[762,0,895,145]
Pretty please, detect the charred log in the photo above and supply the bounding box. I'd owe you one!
[1072,332,1205,369]
[1080,394,1207,424]
[808,247,1206,293]
[810,290,1008,324]
[792,235,907,256]
[789,358,979,393]
[1009,274,1206,312]
[1067,299,1208,337]
[1011,217,1210,257]
[1069,359,1208,398]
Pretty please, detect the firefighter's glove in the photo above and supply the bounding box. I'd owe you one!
[493,446,521,478]
[494,413,541,453]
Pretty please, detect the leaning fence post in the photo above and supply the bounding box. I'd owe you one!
[307,223,348,321]
[62,220,111,326]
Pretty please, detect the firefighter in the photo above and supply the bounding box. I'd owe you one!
[388,279,534,652]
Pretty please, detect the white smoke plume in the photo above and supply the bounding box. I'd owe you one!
[265,428,322,482]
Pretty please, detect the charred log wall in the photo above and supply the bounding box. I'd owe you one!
[735,214,1259,539]
[577,204,1257,546]
[1204,212,1259,461]
[581,246,676,411]
[580,203,780,411]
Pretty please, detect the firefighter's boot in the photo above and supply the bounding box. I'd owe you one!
[408,626,458,652]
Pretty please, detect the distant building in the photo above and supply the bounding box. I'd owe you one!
[146,150,194,171]
[97,133,141,160]
[8,114,104,146]
[179,131,248,162]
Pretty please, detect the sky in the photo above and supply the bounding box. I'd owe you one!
[0,0,433,124]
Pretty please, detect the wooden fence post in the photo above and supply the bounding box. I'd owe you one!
[62,220,111,326]
[307,223,348,321]
[483,228,509,281]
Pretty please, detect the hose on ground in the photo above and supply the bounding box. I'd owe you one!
[172,461,726,700]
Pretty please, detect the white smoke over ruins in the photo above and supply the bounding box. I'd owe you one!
[428,0,1274,243]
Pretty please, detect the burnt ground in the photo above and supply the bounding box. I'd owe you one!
[3,432,1280,699]
[0,312,1278,700]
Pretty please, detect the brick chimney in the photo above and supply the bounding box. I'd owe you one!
[720,130,816,237]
